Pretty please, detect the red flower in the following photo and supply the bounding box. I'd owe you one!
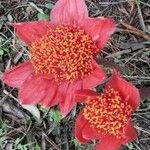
[75,71,140,150]
[1,0,115,117]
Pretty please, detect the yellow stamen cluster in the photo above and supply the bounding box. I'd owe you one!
[83,86,133,138]
[30,25,99,83]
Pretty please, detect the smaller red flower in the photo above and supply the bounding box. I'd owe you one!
[75,71,140,150]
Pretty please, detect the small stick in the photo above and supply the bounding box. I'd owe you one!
[136,0,146,32]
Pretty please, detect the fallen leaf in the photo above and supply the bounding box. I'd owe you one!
[21,104,40,120]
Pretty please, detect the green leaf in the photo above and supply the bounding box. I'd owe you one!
[34,143,41,150]
[127,143,134,149]
[39,106,48,114]
[37,13,49,20]
[15,138,21,145]
[0,121,7,135]
[52,110,62,123]
[72,139,81,147]
[45,3,54,10]
[71,139,84,150]
[0,46,4,55]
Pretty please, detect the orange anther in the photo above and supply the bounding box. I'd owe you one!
[83,86,133,138]
[30,25,99,83]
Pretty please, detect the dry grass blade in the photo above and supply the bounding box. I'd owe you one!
[43,132,61,150]
[120,21,150,40]
[136,0,146,32]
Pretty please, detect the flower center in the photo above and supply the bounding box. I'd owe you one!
[83,86,133,138]
[30,25,99,83]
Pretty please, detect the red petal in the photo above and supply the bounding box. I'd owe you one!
[121,120,137,144]
[51,0,88,26]
[94,136,122,150]
[82,18,116,50]
[82,122,100,140]
[106,70,140,111]
[75,111,89,144]
[41,80,59,107]
[74,90,100,103]
[82,60,106,89]
[13,20,53,45]
[56,81,70,104]
[2,61,33,88]
[19,75,49,104]
[59,80,82,117]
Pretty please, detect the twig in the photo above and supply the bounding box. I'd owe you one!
[98,0,129,5]
[117,28,150,40]
[119,22,150,40]
[43,132,61,150]
[134,114,150,122]
[123,76,150,80]
[64,132,69,150]
[29,2,44,14]
[3,89,18,101]
[137,107,150,112]
[140,1,150,7]
[4,127,25,138]
[133,143,142,150]
[136,0,146,32]
[135,126,150,135]
[0,89,15,105]
[41,132,46,150]
[106,49,131,58]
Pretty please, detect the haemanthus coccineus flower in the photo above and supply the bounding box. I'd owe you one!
[75,71,140,150]
[2,0,115,117]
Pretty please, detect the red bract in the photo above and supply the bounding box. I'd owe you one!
[1,0,115,117]
[75,71,140,150]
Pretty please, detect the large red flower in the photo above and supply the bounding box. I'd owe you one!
[75,71,140,150]
[1,0,115,117]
